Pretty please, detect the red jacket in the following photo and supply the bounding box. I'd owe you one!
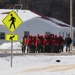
[35,37,40,46]
[43,38,49,45]
[26,38,31,45]
[51,38,57,45]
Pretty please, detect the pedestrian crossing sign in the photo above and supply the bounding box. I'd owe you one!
[6,34,18,41]
[2,10,23,32]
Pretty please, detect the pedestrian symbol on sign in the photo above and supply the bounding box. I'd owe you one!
[9,14,16,29]
[2,10,23,32]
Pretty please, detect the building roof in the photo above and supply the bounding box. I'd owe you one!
[0,9,40,26]
[31,10,70,27]
[0,9,71,28]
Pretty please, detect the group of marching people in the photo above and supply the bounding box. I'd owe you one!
[20,34,69,53]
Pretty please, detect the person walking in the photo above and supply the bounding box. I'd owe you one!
[65,34,72,52]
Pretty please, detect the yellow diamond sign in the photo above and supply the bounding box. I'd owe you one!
[2,10,23,32]
[6,34,18,41]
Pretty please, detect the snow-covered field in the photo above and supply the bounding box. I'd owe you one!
[0,55,75,75]
[0,42,75,75]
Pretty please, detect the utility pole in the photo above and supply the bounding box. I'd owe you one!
[70,0,73,51]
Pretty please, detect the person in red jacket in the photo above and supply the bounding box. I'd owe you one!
[50,34,56,53]
[35,34,41,53]
[43,34,50,53]
[30,36,36,53]
[48,34,51,53]
[43,35,47,52]
[26,34,32,53]
[40,35,44,53]
[58,36,65,52]
[54,35,59,53]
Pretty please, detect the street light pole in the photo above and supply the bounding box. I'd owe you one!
[70,0,73,51]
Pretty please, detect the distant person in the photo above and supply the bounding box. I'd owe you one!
[20,35,27,53]
[9,14,16,29]
[65,34,72,52]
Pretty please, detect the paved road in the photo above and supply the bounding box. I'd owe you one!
[0,52,75,57]
[0,49,75,57]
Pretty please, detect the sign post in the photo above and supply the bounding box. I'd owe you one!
[6,33,18,67]
[10,34,13,67]
[2,10,23,67]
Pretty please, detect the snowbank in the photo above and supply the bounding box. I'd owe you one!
[0,42,21,49]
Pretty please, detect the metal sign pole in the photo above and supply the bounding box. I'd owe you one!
[10,33,13,67]
[70,0,73,51]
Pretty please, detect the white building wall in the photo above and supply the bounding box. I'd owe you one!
[14,17,61,41]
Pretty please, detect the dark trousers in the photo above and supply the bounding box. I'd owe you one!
[44,45,49,53]
[51,45,59,53]
[22,45,26,53]
[59,45,63,52]
[66,44,70,52]
[36,45,41,53]
[30,45,36,53]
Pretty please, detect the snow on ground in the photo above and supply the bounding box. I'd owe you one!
[0,55,75,75]
[0,42,21,49]
[0,42,75,75]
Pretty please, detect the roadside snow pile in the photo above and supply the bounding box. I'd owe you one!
[0,42,21,49]
[63,45,66,52]
[0,42,11,49]
[13,42,21,49]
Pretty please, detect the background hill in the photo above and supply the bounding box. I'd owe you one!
[0,0,75,27]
